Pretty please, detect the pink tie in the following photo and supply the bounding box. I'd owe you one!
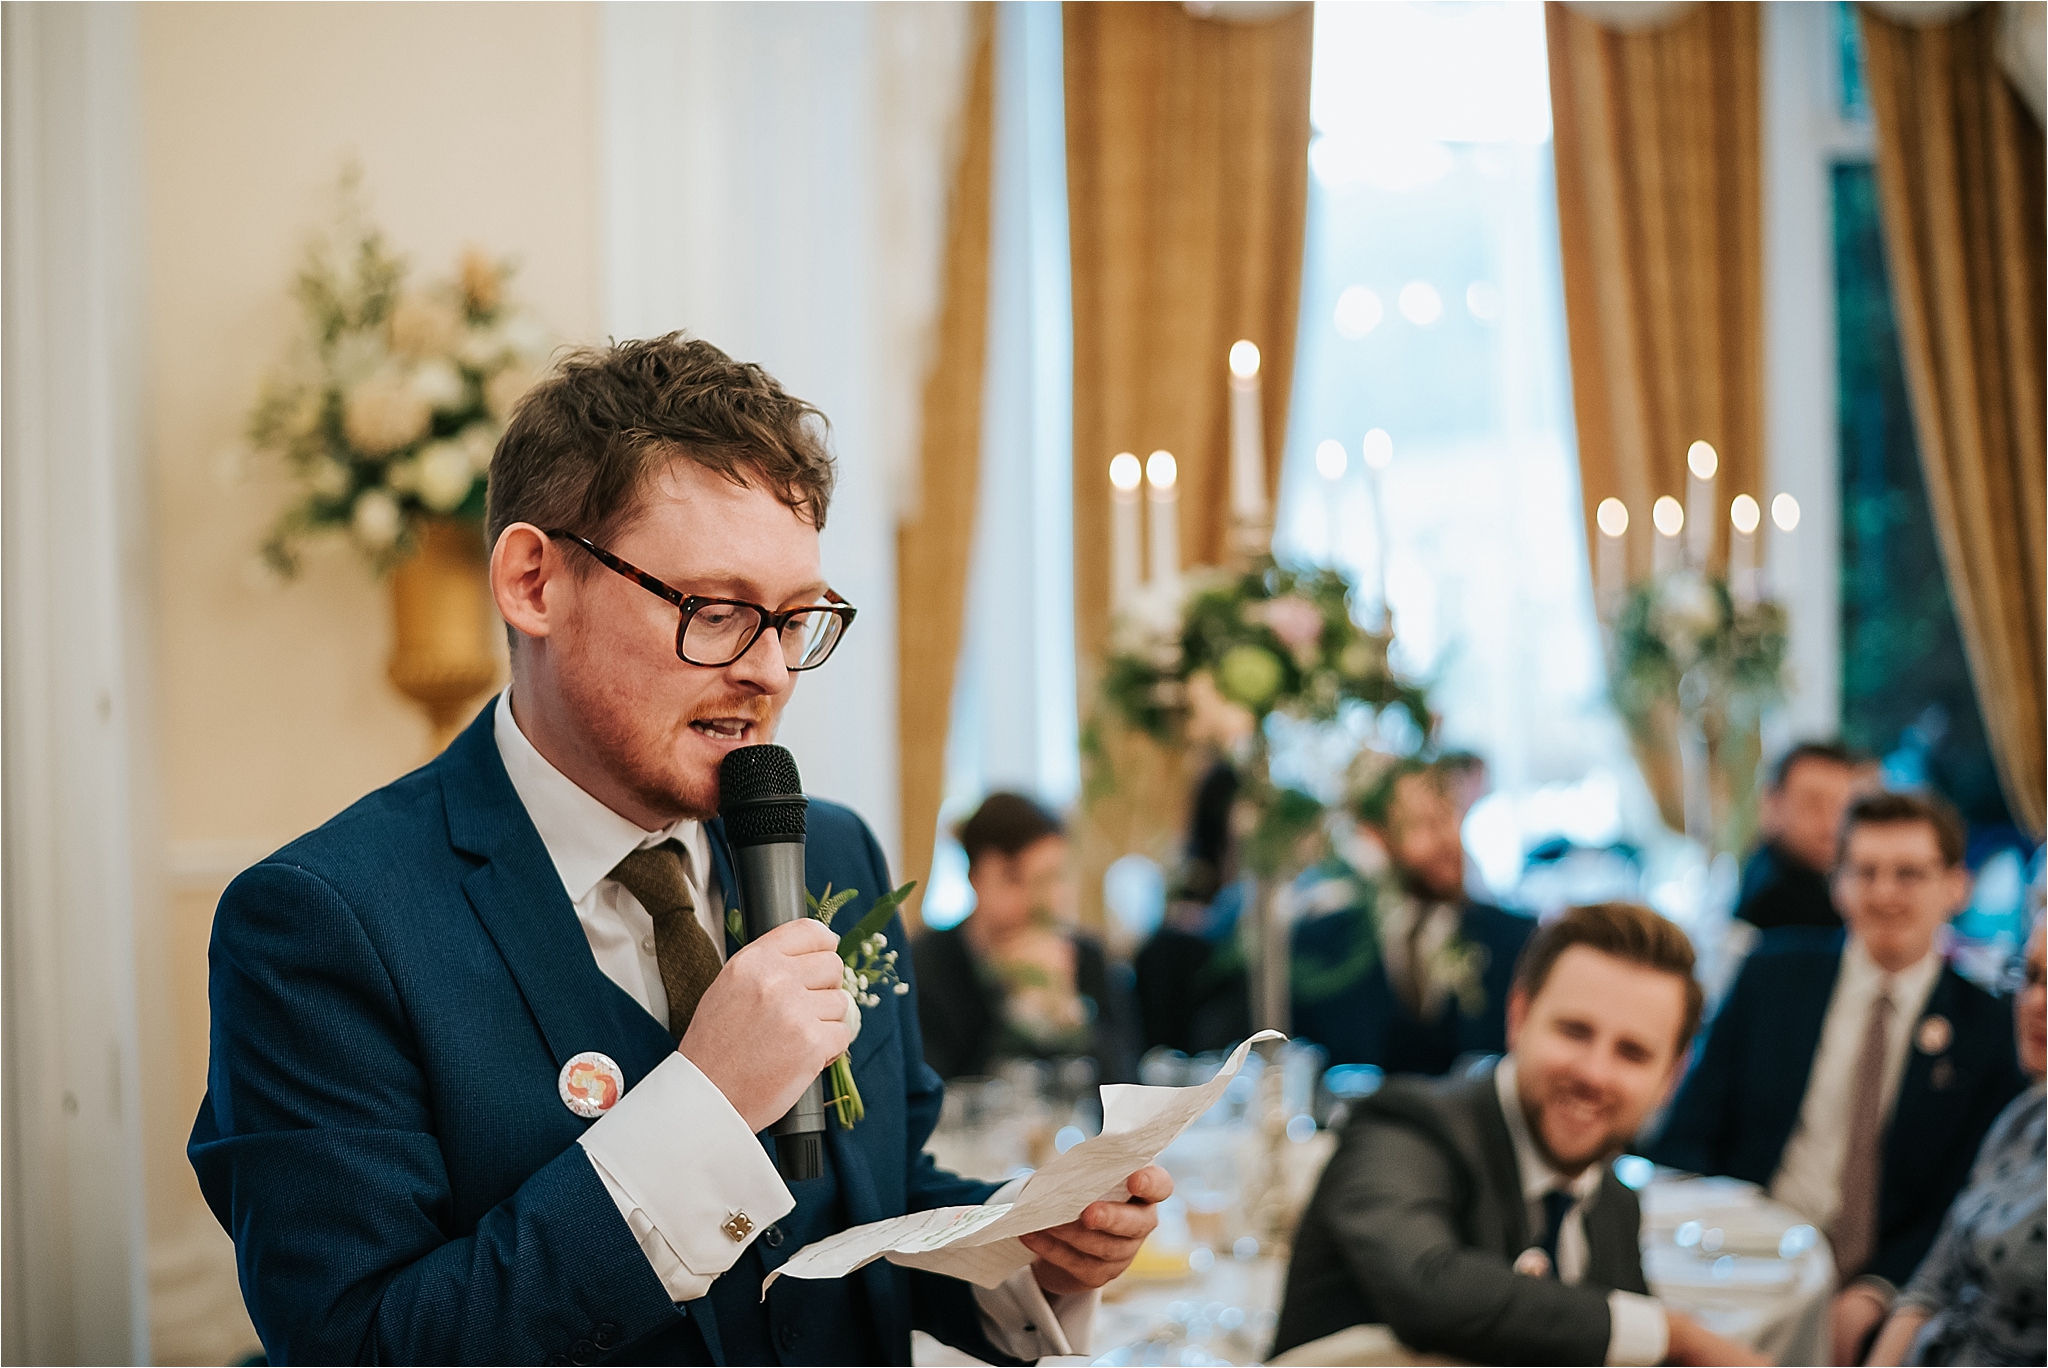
[1831,986,1894,1279]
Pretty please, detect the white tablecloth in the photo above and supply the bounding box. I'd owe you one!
[1640,1174,1835,1367]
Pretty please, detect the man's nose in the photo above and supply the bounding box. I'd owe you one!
[726,624,792,691]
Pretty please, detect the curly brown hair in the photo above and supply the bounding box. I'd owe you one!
[485,333,837,557]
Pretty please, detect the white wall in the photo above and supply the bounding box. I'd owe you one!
[1762,0,1867,749]
[603,1,976,870]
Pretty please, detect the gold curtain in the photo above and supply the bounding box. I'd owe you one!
[1860,5,2047,836]
[896,10,996,932]
[1062,2,1314,912]
[1546,1,1763,581]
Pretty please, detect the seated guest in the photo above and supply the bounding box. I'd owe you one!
[1736,741,1879,932]
[1291,759,1534,1075]
[914,793,1138,1083]
[1135,760,1251,1055]
[1274,902,1763,1365]
[1866,920,2045,1366]
[1437,748,1498,901]
[1649,791,2025,1363]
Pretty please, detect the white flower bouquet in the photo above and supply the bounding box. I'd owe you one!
[249,178,551,575]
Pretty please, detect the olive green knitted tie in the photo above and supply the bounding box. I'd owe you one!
[608,841,723,1042]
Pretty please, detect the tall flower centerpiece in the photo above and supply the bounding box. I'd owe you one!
[247,178,552,750]
[1610,570,1788,853]
[1092,557,1431,1023]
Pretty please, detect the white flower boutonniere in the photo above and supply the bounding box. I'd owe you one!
[804,881,917,1129]
[1427,937,1491,1019]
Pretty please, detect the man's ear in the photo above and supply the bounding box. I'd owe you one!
[1505,985,1529,1050]
[491,523,558,641]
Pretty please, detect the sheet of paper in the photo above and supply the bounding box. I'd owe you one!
[763,1030,1284,1294]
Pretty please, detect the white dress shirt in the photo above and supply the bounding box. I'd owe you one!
[1494,1058,1670,1367]
[493,691,1090,1358]
[1768,936,1942,1228]
[1380,894,1458,1016]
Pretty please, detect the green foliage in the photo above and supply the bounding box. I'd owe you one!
[1610,573,1788,736]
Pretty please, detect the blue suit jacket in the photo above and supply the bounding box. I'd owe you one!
[189,706,1013,1366]
[1290,891,1533,1077]
[1647,929,2024,1286]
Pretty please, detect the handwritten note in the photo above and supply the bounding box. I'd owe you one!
[764,1030,1284,1293]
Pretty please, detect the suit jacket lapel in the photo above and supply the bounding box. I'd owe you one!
[1883,968,1966,1198]
[1768,941,1843,1145]
[1471,1073,1532,1254]
[437,710,674,1086]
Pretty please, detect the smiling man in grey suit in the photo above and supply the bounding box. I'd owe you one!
[1273,903,1764,1367]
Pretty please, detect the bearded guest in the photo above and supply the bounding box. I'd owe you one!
[1649,791,2025,1365]
[1272,903,1766,1366]
[1290,759,1534,1076]
[913,793,1139,1085]
[190,336,1168,1365]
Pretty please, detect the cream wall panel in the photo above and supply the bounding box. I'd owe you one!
[136,5,600,1360]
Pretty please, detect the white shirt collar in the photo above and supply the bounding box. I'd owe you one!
[1494,1056,1606,1207]
[1840,933,1943,1005]
[492,689,702,904]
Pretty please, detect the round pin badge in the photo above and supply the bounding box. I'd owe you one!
[1916,1014,1953,1056]
[1512,1247,1552,1278]
[558,1051,626,1118]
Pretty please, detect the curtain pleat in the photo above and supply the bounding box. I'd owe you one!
[896,8,996,931]
[1547,1,1763,583]
[1860,4,2047,836]
[1062,2,1314,918]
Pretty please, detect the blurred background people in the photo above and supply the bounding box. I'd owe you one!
[1273,903,1764,1367]
[1736,741,1882,932]
[914,793,1138,1084]
[1866,918,2044,1367]
[1437,749,1497,901]
[1290,759,1534,1076]
[1650,792,2025,1363]
[1134,761,1252,1056]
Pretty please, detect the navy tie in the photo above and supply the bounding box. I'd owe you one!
[1538,1189,1574,1279]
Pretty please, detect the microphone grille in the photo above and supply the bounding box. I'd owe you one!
[719,744,808,845]
[719,744,803,803]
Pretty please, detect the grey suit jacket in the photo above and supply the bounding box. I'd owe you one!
[1272,1067,1650,1365]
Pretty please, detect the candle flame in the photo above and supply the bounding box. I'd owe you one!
[1730,493,1761,534]
[1686,440,1718,481]
[1146,450,1178,492]
[1771,492,1801,532]
[1109,452,1142,492]
[1228,340,1261,379]
[1596,497,1629,538]
[1361,428,1393,470]
[1315,440,1348,481]
[1652,495,1685,537]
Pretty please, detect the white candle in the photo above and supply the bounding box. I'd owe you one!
[1228,342,1267,539]
[1109,452,1142,609]
[1315,439,1348,568]
[1595,497,1629,621]
[1652,495,1684,576]
[1146,449,1180,594]
[1685,440,1717,570]
[1770,492,1800,602]
[1362,428,1393,627]
[1729,493,1761,605]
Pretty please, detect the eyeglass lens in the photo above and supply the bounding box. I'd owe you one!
[681,602,846,669]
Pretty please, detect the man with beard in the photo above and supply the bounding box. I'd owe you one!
[1273,903,1765,1366]
[1291,760,1533,1076]
[189,336,1167,1365]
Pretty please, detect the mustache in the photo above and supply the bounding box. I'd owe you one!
[684,697,773,725]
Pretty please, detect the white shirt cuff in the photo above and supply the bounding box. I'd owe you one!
[1606,1290,1670,1367]
[579,1051,795,1302]
[971,1175,1100,1359]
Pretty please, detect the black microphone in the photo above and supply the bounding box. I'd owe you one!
[718,744,827,1182]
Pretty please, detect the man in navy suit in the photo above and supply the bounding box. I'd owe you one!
[190,335,1168,1365]
[1649,791,2023,1364]
[1291,759,1535,1076]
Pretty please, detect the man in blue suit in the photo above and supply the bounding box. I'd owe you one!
[1291,760,1534,1076]
[191,336,1168,1365]
[1648,791,2023,1364]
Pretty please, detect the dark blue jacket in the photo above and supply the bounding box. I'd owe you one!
[1647,929,2025,1286]
[1290,888,1533,1077]
[189,706,1010,1366]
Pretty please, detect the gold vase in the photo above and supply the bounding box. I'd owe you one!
[388,516,500,755]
